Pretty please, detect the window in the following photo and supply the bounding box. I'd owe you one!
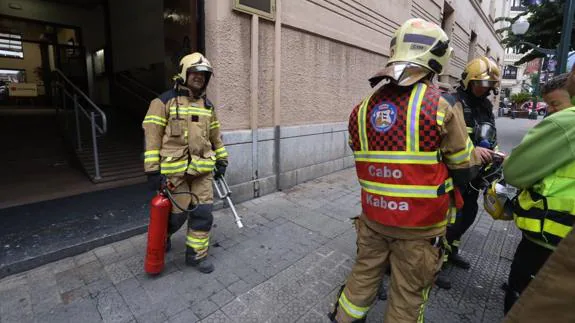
[233,0,276,21]
[0,33,23,59]
[503,65,518,79]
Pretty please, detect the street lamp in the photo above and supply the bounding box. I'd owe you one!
[510,0,575,75]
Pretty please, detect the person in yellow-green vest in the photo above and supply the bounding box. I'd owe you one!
[503,72,575,314]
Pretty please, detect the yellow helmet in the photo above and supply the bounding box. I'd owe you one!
[483,180,513,221]
[370,18,453,87]
[461,56,501,90]
[175,52,213,85]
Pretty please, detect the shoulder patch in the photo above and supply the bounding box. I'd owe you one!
[158,89,177,105]
[441,92,457,106]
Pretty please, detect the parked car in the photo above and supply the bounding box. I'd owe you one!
[520,101,547,115]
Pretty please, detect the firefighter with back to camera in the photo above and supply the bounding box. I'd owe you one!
[328,18,481,323]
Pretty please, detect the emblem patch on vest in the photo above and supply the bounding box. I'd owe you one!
[370,103,397,132]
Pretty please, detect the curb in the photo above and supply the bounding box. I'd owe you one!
[0,224,148,279]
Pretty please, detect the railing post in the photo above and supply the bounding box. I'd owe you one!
[73,93,82,151]
[91,112,102,181]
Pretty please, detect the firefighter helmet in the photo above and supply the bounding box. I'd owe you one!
[175,52,213,86]
[369,18,453,87]
[483,180,513,221]
[461,56,501,90]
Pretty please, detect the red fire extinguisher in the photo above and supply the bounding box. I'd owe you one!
[144,189,172,275]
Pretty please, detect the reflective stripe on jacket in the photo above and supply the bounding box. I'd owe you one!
[513,160,575,250]
[350,83,472,228]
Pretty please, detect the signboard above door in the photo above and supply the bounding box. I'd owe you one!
[233,0,276,21]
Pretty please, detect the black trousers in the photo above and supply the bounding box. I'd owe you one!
[504,236,552,314]
[446,187,480,252]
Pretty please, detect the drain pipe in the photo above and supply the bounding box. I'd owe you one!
[251,14,260,198]
[197,0,206,54]
[273,0,282,191]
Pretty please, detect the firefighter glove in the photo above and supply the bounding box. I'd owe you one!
[214,161,227,179]
[147,172,165,191]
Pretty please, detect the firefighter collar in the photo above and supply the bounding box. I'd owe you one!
[370,102,398,133]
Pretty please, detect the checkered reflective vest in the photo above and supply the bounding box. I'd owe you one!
[349,82,454,228]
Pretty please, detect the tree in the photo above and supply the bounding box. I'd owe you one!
[510,92,532,106]
[495,0,573,66]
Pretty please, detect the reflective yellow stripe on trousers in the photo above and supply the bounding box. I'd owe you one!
[338,291,369,319]
[144,150,160,163]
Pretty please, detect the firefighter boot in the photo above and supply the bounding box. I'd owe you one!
[448,245,470,269]
[185,248,214,273]
[434,274,452,290]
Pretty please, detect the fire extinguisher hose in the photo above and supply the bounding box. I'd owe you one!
[162,188,200,213]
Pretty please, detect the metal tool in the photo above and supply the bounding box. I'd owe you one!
[214,176,243,228]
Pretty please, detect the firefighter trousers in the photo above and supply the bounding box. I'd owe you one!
[333,217,444,323]
[504,236,552,314]
[166,172,214,260]
[446,187,479,253]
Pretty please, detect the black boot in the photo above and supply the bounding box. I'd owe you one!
[434,274,452,290]
[448,244,471,269]
[449,252,471,270]
[185,250,214,273]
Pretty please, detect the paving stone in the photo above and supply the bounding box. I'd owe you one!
[60,286,90,305]
[227,280,251,297]
[119,285,154,317]
[209,288,235,307]
[74,251,99,266]
[296,309,331,323]
[220,298,247,318]
[96,286,134,323]
[41,297,102,323]
[105,262,134,284]
[191,298,219,319]
[214,272,240,287]
[55,269,84,294]
[199,310,234,323]
[168,308,198,323]
[77,260,107,284]
[135,309,168,323]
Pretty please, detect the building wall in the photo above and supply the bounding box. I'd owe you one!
[204,0,507,201]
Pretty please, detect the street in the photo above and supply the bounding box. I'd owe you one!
[0,117,538,323]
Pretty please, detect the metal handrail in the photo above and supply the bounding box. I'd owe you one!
[116,72,159,97]
[54,69,108,134]
[53,69,107,180]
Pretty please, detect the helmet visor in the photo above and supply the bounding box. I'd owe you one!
[370,62,431,87]
[471,80,499,88]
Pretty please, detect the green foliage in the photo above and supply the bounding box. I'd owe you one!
[511,92,533,105]
[496,0,571,66]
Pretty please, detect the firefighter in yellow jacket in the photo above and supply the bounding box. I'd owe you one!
[142,53,228,274]
[329,18,480,322]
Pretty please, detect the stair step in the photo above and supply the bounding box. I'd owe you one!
[92,173,146,184]
[84,164,144,174]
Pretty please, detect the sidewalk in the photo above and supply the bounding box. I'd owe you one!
[0,168,521,323]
